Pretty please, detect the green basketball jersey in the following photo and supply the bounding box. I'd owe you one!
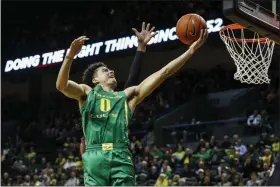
[80,85,132,146]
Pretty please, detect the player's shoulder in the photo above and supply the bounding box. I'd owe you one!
[80,84,92,95]
[123,86,137,99]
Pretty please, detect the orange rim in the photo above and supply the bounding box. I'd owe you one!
[220,23,273,44]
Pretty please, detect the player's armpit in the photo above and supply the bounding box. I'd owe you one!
[125,68,168,110]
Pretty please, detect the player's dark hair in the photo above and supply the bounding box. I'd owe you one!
[82,62,106,86]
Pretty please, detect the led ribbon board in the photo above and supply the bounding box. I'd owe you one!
[4,18,224,73]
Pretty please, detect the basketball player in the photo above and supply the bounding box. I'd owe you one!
[79,22,155,155]
[56,22,208,186]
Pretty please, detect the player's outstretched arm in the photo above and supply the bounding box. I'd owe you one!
[127,29,208,107]
[124,22,157,88]
[56,36,90,100]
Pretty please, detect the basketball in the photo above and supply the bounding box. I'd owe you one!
[176,14,207,45]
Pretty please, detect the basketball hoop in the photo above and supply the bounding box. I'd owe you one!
[219,24,275,84]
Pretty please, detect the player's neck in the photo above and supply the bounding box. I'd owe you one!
[100,84,114,92]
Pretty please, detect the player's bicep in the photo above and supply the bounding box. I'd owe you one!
[59,81,87,100]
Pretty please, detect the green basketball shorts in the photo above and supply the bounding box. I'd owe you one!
[82,143,135,186]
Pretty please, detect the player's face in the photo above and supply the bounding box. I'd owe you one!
[93,66,117,89]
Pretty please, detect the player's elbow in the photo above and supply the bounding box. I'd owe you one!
[56,81,67,91]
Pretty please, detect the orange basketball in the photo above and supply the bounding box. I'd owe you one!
[176,14,207,45]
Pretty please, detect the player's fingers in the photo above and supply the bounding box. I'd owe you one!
[197,29,204,43]
[146,23,150,31]
[79,38,89,42]
[73,36,86,44]
[77,36,87,40]
[203,29,208,41]
[151,31,158,37]
[82,38,90,41]
[149,26,155,33]
[200,29,204,39]
[132,28,140,36]
[142,22,145,31]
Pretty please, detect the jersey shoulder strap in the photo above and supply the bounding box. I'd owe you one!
[80,85,101,113]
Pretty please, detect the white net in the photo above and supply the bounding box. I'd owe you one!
[220,25,275,84]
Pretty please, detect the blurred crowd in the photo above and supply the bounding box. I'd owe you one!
[134,133,279,186]
[2,128,279,186]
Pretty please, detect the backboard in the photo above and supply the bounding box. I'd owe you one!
[223,0,280,43]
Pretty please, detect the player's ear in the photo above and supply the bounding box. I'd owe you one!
[92,78,99,85]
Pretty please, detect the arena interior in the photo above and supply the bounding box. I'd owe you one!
[2,1,280,186]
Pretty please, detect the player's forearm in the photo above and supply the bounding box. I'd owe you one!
[124,51,144,88]
[163,46,195,78]
[56,56,74,90]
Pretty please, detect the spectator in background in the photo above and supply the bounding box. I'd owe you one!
[155,173,168,186]
[218,173,232,186]
[272,136,280,156]
[197,169,205,184]
[178,178,186,186]
[194,147,210,161]
[180,163,196,178]
[2,172,9,185]
[171,174,180,186]
[25,146,36,160]
[23,175,32,186]
[28,158,38,174]
[137,161,149,185]
[203,175,212,186]
[211,146,223,165]
[64,137,72,149]
[138,160,149,175]
[232,135,239,146]
[221,135,231,149]
[210,135,217,148]
[13,159,28,173]
[40,157,47,169]
[148,166,159,181]
[56,152,66,168]
[234,139,247,156]
[217,160,228,176]
[161,160,172,173]
[261,149,273,166]
[246,172,262,186]
[64,171,80,186]
[172,144,185,162]
[195,139,206,153]
[130,136,142,155]
[182,148,192,165]
[243,156,255,179]
[63,158,72,170]
[247,110,261,126]
[247,110,262,134]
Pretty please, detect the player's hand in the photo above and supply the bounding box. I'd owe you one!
[190,29,208,51]
[68,36,89,58]
[132,22,157,46]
